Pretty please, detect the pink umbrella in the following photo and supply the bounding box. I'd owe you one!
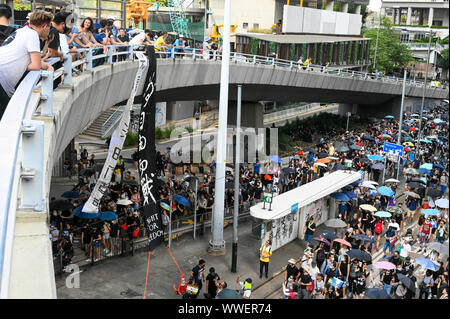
[374,261,396,270]
[333,238,352,247]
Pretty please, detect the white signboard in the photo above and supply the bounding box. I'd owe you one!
[269,210,299,251]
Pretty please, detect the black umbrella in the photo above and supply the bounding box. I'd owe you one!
[94,163,104,172]
[337,146,349,153]
[410,179,427,185]
[427,188,442,198]
[397,273,415,291]
[321,230,338,241]
[365,288,391,299]
[317,152,329,158]
[303,147,317,154]
[49,199,74,211]
[282,167,295,174]
[332,164,346,171]
[408,182,425,189]
[350,144,362,150]
[217,288,243,299]
[359,158,370,164]
[362,135,376,141]
[352,234,372,242]
[346,249,372,262]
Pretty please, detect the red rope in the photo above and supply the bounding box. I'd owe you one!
[143,250,151,299]
[166,246,183,275]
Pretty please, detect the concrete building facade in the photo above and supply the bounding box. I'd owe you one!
[381,0,449,27]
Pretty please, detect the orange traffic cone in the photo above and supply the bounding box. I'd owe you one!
[174,273,187,295]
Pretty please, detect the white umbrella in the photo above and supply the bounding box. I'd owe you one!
[328,156,339,160]
[360,204,377,212]
[367,181,379,185]
[435,198,449,209]
[315,162,327,167]
[404,191,421,199]
[117,199,133,206]
[361,181,376,189]
[385,178,400,183]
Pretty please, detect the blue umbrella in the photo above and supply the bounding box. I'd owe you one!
[416,258,439,271]
[175,194,190,207]
[269,155,282,163]
[419,168,432,176]
[433,119,445,124]
[422,208,440,216]
[345,191,358,199]
[377,186,394,197]
[330,192,350,202]
[61,191,81,199]
[366,289,391,299]
[433,163,445,169]
[160,202,170,211]
[73,205,100,219]
[420,163,433,170]
[100,211,118,221]
[375,211,392,218]
[321,230,338,241]
[385,115,394,119]
[419,139,433,144]
[353,234,372,242]
[367,154,384,162]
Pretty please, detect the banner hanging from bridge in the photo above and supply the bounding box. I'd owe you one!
[82,52,148,213]
[138,46,164,250]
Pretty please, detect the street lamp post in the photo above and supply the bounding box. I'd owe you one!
[396,68,407,180]
[373,12,381,72]
[231,85,242,273]
[209,0,231,254]
[417,29,433,154]
[346,112,351,132]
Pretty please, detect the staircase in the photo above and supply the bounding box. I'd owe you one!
[82,107,119,138]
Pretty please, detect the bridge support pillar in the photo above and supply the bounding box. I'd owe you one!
[52,139,75,178]
[338,104,357,116]
[227,101,264,129]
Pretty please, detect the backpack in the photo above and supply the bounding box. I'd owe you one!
[375,222,383,234]
[0,26,15,45]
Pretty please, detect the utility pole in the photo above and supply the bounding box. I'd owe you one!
[209,0,231,255]
[231,85,242,273]
[417,28,433,155]
[373,12,381,72]
[396,68,407,180]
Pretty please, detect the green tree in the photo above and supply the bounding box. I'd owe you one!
[362,16,413,73]
[437,48,449,80]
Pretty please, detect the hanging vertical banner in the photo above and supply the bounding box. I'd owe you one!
[82,51,148,213]
[138,46,164,250]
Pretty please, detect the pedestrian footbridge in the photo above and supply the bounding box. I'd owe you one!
[0,45,448,298]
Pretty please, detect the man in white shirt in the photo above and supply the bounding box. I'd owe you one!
[399,239,411,264]
[236,276,252,299]
[0,10,54,120]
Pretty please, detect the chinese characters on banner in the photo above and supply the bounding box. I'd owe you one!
[138,46,164,250]
[82,51,148,213]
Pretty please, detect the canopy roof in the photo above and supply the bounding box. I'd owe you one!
[250,170,361,220]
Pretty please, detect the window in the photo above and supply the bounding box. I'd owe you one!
[243,22,248,29]
[253,23,259,29]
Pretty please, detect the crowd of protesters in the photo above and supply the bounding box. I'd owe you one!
[277,101,449,299]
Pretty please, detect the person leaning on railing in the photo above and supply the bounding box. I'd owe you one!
[0,10,54,121]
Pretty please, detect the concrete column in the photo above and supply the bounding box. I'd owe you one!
[227,102,264,129]
[428,8,434,27]
[325,0,334,11]
[406,7,412,25]
[355,5,361,15]
[340,2,349,13]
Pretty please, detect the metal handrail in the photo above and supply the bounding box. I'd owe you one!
[101,105,124,138]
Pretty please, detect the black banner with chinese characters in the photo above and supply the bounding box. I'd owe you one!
[138,46,164,250]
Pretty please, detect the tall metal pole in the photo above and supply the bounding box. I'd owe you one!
[417,29,433,154]
[373,12,381,72]
[209,0,231,254]
[193,179,198,239]
[231,85,242,273]
[396,68,407,180]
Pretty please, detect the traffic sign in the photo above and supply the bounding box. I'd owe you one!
[344,160,353,168]
[291,203,298,213]
[383,141,404,157]
[263,193,272,204]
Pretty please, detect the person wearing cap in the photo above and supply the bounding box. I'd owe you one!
[285,259,299,282]
[173,34,188,58]
[237,276,252,299]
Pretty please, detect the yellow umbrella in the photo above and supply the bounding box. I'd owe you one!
[403,142,414,147]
